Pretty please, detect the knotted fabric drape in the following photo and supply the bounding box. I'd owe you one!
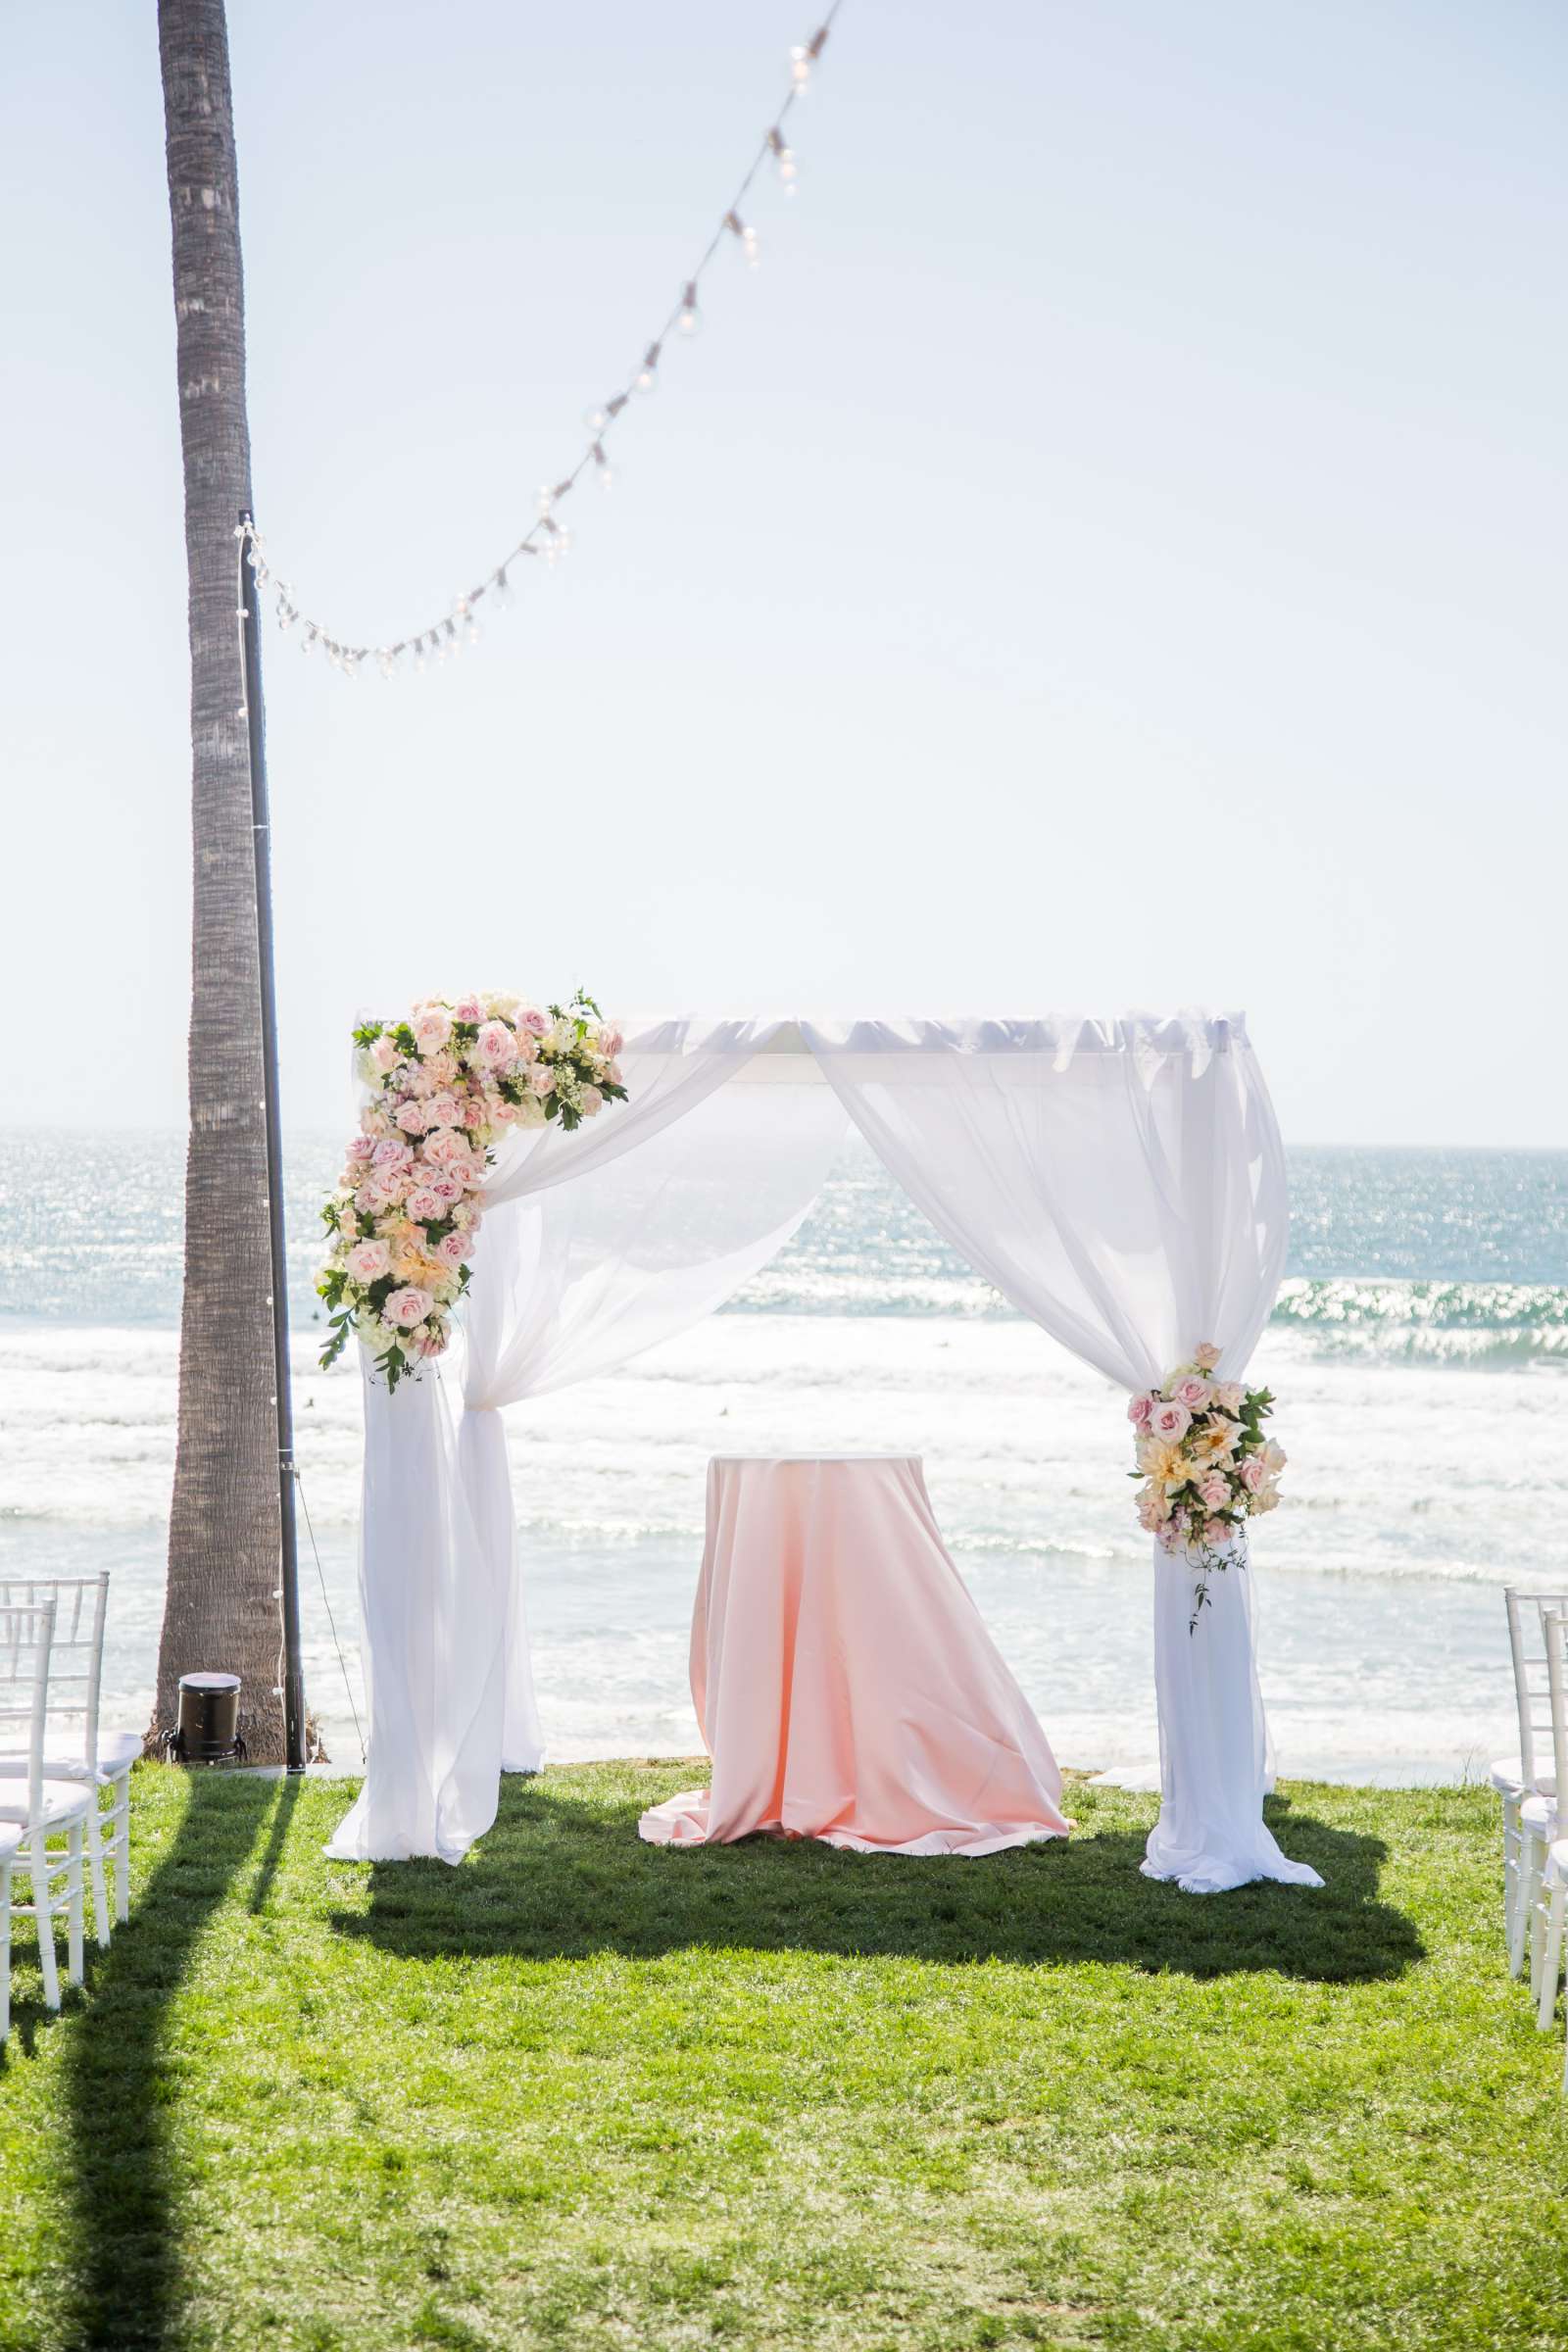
[800,1014,1317,1894]
[328,1019,846,1861]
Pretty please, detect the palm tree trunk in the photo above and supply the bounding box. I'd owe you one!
[154,0,285,1760]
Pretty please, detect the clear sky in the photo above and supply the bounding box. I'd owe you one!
[4,1,1564,1143]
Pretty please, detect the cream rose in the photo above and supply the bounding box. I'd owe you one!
[412,1005,452,1055]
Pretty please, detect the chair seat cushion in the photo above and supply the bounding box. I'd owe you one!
[0,1729,141,1786]
[0,1777,93,1829]
[1522,1792,1559,1836]
[1491,1757,1528,1797]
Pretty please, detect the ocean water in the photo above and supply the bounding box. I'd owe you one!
[1,1132,1564,1783]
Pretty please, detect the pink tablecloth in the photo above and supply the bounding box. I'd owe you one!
[638,1454,1071,1856]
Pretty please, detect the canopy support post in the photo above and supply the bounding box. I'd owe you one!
[239,512,307,1773]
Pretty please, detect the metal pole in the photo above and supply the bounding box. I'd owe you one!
[238,512,307,1772]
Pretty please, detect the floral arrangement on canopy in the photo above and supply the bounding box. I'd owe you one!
[318,990,627,1391]
[1128,1344,1287,1629]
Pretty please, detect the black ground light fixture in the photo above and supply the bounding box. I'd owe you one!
[160,1672,249,1765]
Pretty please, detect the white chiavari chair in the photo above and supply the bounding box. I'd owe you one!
[1548,1837,1568,2093]
[1527,1611,1568,2030]
[0,1595,91,2033]
[1498,1587,1568,1980]
[0,1574,137,1941]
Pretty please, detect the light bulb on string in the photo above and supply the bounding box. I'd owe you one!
[592,440,614,492]
[724,212,760,269]
[677,281,703,337]
[767,127,798,193]
[635,340,662,394]
[791,24,829,90]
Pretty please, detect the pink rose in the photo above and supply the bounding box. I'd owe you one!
[346,1135,375,1166]
[385,1285,434,1330]
[1127,1393,1154,1428]
[346,1239,391,1283]
[1212,1382,1246,1417]
[454,997,484,1023]
[529,1065,556,1098]
[425,1093,463,1128]
[1202,1517,1231,1548]
[1239,1457,1266,1494]
[1199,1472,1229,1510]
[1150,1398,1191,1443]
[370,1138,413,1170]
[1194,1343,1221,1372]
[580,1086,604,1118]
[491,1098,517,1126]
[472,1019,515,1071]
[368,1034,401,1075]
[419,1129,461,1166]
[434,1231,467,1268]
[405,1186,446,1221]
[597,1024,624,1059]
[396,1100,429,1135]
[516,1005,549,1037]
[462,1100,486,1130]
[1172,1375,1211,1411]
[353,1185,383,1216]
[426,1173,465,1204]
[412,1005,452,1055]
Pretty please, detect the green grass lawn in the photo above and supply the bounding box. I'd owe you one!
[1,1764,1565,2351]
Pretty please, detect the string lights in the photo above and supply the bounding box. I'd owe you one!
[239,9,843,680]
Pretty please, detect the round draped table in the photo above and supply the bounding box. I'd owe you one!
[638,1452,1072,1855]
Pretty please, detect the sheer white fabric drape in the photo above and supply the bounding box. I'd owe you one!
[801,1014,1318,1894]
[336,1020,846,1859]
[325,1360,504,1862]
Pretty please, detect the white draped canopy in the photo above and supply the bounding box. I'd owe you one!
[326,1011,1321,1896]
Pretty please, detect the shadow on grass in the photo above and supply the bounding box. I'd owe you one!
[60,1772,277,2352]
[336,1778,1424,1985]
